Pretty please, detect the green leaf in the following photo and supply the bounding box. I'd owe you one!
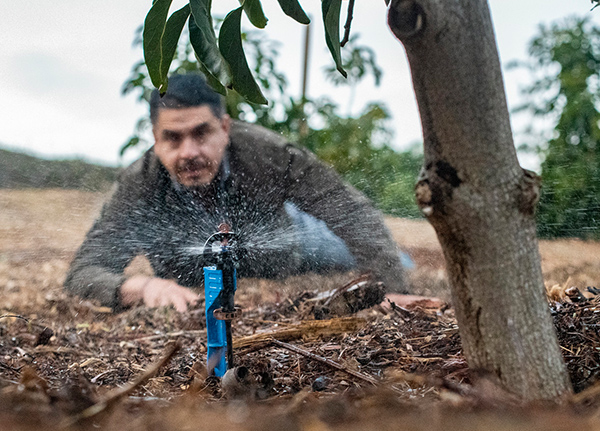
[120,136,141,157]
[219,7,268,104]
[189,0,231,93]
[195,54,228,96]
[322,0,347,78]
[276,0,310,25]
[143,0,173,92]
[160,4,191,81]
[240,0,268,29]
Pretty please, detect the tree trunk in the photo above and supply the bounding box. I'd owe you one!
[387,0,571,400]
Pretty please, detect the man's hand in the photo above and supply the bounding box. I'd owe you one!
[120,275,199,312]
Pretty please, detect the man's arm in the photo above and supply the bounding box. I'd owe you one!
[283,145,409,293]
[64,157,199,311]
[64,194,138,308]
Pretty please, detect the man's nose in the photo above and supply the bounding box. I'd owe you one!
[179,136,201,159]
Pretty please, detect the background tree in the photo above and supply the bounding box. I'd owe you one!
[140,0,573,400]
[513,16,600,239]
[302,100,422,218]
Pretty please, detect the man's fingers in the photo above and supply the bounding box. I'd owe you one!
[144,292,161,308]
[139,278,200,312]
[168,287,198,312]
[182,289,200,305]
[171,294,190,313]
[158,294,172,308]
[168,286,199,312]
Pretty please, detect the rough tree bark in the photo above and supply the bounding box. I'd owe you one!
[387,0,571,400]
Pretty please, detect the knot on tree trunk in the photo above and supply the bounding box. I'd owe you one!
[415,161,462,218]
[518,169,542,216]
[415,178,433,216]
[387,0,426,40]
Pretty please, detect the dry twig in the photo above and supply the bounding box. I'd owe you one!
[132,329,205,342]
[62,342,180,427]
[271,339,378,386]
[321,274,372,308]
[233,317,366,353]
[570,379,600,404]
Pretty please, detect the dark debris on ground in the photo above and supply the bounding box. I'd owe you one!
[1,276,600,429]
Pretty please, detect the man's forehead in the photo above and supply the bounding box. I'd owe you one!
[155,105,218,128]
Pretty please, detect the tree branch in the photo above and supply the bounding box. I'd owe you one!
[340,0,356,47]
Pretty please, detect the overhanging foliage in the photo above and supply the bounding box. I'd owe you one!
[142,0,350,101]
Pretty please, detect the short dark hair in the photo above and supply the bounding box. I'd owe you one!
[149,73,225,124]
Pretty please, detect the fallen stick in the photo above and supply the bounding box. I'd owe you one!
[131,329,205,342]
[407,357,446,363]
[271,341,472,397]
[34,345,95,356]
[62,342,180,427]
[570,378,600,404]
[233,317,366,353]
[320,274,372,307]
[271,339,379,386]
[0,314,30,322]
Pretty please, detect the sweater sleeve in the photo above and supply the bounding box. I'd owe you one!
[283,144,409,293]
[63,160,151,309]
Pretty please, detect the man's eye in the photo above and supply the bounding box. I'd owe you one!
[164,133,180,142]
[192,130,207,140]
[192,125,211,140]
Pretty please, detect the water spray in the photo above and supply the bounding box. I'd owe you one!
[203,223,243,377]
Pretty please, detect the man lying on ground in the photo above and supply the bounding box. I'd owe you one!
[64,73,410,312]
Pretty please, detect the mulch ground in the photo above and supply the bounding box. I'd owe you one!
[1,256,600,430]
[0,262,463,402]
[2,190,600,430]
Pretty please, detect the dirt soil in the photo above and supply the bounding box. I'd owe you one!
[2,189,600,430]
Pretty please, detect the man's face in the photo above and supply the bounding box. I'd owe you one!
[153,106,231,188]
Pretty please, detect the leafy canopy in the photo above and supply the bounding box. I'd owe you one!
[142,0,350,101]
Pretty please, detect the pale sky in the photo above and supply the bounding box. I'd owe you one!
[1,1,598,168]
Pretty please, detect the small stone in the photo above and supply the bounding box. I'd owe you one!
[312,376,331,392]
[35,327,54,346]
